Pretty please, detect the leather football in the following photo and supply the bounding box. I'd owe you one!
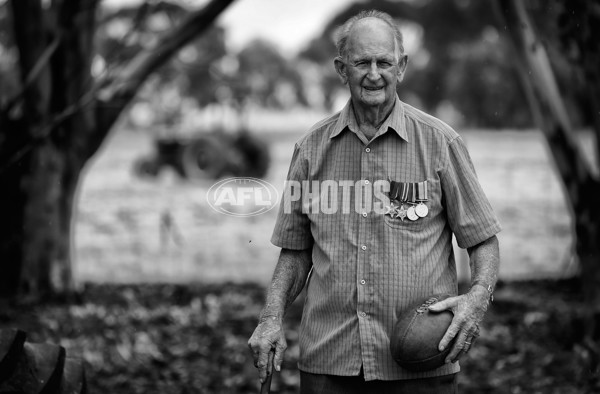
[390,294,456,372]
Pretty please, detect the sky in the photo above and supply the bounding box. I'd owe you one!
[219,0,356,56]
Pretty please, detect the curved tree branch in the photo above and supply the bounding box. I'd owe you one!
[94,0,236,146]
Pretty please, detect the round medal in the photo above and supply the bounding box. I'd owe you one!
[407,206,419,221]
[415,203,428,218]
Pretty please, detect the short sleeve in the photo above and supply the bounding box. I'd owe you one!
[271,143,313,250]
[440,137,501,248]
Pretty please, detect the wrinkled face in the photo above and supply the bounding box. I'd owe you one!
[335,18,407,111]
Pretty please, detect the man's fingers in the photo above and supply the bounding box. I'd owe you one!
[273,340,287,372]
[438,320,460,351]
[451,349,466,363]
[463,334,476,353]
[256,345,272,383]
[248,341,260,366]
[445,330,469,363]
[428,296,459,312]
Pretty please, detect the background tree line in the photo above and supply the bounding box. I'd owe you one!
[0,0,598,302]
[3,0,591,136]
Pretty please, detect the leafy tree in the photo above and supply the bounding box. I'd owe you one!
[299,0,536,126]
[0,0,235,300]
[95,2,228,126]
[215,39,308,110]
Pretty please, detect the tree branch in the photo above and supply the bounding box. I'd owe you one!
[9,0,51,122]
[494,0,595,208]
[2,35,61,116]
[94,0,236,141]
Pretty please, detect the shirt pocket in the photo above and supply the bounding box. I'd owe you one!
[383,208,426,231]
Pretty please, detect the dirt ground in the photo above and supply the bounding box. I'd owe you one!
[1,279,598,394]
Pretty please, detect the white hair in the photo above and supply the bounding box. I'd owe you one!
[336,10,405,61]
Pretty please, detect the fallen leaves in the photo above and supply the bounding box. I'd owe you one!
[0,280,597,393]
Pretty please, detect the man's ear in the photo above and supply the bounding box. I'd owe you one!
[396,54,409,83]
[334,56,348,85]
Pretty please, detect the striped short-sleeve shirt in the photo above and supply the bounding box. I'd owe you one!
[271,96,501,381]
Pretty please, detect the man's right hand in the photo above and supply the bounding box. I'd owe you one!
[248,316,287,383]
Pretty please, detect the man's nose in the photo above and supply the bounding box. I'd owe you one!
[367,62,381,80]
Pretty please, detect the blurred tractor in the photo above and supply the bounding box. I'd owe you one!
[134,130,270,180]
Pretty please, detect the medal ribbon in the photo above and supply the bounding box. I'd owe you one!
[402,182,410,203]
[390,180,428,203]
[416,181,428,202]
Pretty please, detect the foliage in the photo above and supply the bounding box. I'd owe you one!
[298,0,596,128]
[544,0,600,128]
[0,1,309,134]
[228,39,308,109]
[94,1,228,126]
[0,280,595,393]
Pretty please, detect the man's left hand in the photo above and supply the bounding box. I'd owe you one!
[427,287,490,363]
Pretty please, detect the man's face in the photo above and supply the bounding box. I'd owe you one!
[335,19,407,111]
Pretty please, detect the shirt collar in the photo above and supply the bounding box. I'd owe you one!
[330,95,408,141]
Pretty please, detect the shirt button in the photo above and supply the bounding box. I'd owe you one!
[360,279,366,285]
[365,148,371,153]
[359,311,367,318]
[362,212,367,218]
[361,245,367,251]
[364,180,370,185]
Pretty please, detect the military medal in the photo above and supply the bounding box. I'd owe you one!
[415,203,428,218]
[406,206,419,221]
[385,202,398,218]
[396,204,407,221]
[387,181,426,222]
[405,183,418,221]
[415,181,429,218]
[396,183,410,221]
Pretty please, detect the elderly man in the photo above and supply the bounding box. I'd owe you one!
[249,9,500,394]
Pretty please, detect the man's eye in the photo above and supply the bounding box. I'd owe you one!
[378,62,393,68]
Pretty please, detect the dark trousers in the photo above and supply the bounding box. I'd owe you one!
[300,370,458,394]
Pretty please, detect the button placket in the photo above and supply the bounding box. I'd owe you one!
[356,138,376,369]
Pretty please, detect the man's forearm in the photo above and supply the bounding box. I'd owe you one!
[467,235,500,295]
[260,248,312,322]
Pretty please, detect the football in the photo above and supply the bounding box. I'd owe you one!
[390,294,456,372]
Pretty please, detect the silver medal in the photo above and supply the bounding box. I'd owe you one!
[415,203,428,218]
[407,206,419,221]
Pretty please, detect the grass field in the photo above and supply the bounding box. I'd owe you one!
[74,114,586,285]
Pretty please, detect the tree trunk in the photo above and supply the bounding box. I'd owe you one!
[0,122,86,300]
[22,142,82,298]
[0,0,236,301]
[495,0,600,323]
